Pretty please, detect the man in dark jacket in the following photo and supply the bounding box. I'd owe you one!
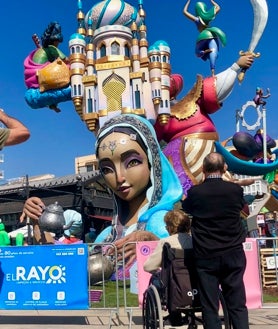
[182,152,249,329]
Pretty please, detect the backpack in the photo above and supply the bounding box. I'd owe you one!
[161,242,200,312]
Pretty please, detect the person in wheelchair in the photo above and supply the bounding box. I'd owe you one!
[144,210,199,326]
[144,209,192,273]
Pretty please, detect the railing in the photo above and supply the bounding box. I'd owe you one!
[88,242,140,329]
[1,237,278,328]
[88,242,120,328]
[87,239,278,326]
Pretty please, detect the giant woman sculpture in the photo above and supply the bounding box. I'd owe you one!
[94,114,183,266]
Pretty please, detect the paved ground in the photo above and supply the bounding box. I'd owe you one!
[0,304,278,328]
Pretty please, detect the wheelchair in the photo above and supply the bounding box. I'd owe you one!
[142,243,230,329]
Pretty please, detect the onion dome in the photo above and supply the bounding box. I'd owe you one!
[151,40,170,53]
[69,32,86,42]
[84,0,142,30]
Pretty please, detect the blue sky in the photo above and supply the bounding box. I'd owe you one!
[1,0,277,181]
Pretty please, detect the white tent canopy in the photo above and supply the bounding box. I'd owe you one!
[8,225,33,239]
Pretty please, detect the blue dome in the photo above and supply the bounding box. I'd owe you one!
[148,44,159,52]
[153,40,170,53]
[148,40,170,54]
[154,40,169,48]
[70,33,86,41]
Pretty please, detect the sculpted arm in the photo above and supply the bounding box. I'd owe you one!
[107,230,159,268]
[20,197,55,244]
[211,0,220,15]
[183,0,197,22]
[216,55,254,103]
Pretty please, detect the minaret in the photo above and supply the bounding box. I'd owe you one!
[130,20,145,112]
[138,0,148,67]
[156,40,171,125]
[69,1,87,118]
[137,0,156,121]
[130,21,140,73]
[69,33,86,118]
[82,16,98,132]
[77,0,86,36]
[148,44,162,115]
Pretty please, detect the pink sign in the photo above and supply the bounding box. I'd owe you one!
[136,241,159,306]
[136,238,262,309]
[243,238,262,309]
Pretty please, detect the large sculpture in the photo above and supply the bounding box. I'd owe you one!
[64,0,278,199]
[24,0,276,199]
[154,55,254,195]
[183,0,226,75]
[94,114,183,243]
[24,22,71,112]
[94,114,183,274]
[155,0,276,195]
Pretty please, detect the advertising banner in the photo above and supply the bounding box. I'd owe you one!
[0,244,88,310]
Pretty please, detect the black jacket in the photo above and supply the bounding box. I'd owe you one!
[182,178,246,258]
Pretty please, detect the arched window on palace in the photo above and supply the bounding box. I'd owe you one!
[111,41,120,55]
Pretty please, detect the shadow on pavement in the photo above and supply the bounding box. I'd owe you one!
[0,316,89,325]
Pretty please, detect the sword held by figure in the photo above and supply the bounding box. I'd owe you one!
[238,0,268,83]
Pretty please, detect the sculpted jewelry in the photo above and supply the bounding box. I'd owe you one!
[99,133,137,155]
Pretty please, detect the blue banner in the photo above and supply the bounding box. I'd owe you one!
[0,244,89,310]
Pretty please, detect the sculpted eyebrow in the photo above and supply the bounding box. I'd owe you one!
[120,149,140,161]
[99,158,111,165]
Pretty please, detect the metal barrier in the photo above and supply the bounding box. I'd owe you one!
[122,242,140,329]
[88,242,120,328]
[88,239,278,326]
[87,242,141,329]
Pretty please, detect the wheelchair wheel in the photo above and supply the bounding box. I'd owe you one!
[219,291,231,329]
[142,284,163,329]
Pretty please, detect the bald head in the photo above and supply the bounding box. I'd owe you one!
[202,152,227,176]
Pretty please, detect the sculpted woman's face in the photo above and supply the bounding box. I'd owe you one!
[98,132,150,203]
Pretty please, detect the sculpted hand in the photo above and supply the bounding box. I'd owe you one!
[19,197,45,223]
[108,230,159,268]
[236,55,254,69]
[233,178,255,186]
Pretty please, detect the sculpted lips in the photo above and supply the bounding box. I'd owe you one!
[117,185,131,193]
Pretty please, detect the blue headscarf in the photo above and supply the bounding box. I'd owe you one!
[94,114,183,241]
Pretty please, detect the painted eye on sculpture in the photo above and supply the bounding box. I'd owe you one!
[99,160,115,175]
[100,166,114,175]
[125,156,143,169]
